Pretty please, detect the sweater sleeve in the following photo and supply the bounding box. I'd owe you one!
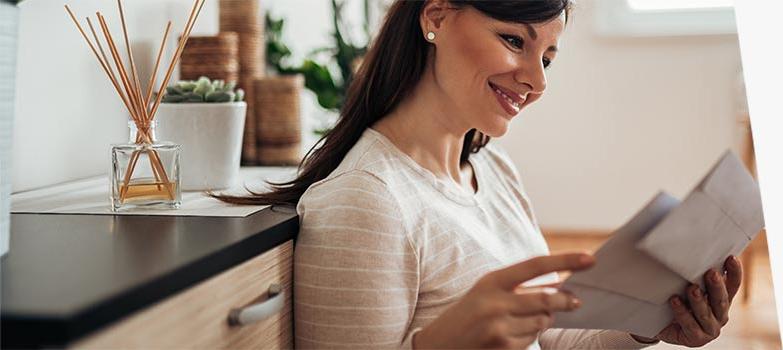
[294,170,421,349]
[539,328,659,349]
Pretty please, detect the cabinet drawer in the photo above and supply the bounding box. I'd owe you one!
[72,240,294,349]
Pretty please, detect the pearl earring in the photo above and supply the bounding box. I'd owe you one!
[426,31,436,41]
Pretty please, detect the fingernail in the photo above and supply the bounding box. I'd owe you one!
[671,296,681,306]
[571,298,581,309]
[691,287,701,299]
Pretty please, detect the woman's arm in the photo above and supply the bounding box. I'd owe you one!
[294,170,420,349]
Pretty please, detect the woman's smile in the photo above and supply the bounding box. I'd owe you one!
[488,81,524,117]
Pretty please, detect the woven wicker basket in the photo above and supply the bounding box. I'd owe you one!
[179,32,239,83]
[219,0,266,165]
[253,74,304,165]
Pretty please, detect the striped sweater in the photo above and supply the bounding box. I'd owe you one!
[294,127,653,349]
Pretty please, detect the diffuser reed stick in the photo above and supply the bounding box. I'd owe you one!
[65,0,205,205]
[95,11,174,200]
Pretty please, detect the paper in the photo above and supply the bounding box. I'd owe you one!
[552,151,765,338]
[11,167,297,217]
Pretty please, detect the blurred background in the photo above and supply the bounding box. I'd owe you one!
[8,0,776,348]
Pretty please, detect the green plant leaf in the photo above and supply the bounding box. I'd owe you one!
[177,81,197,92]
[184,92,204,102]
[263,0,369,124]
[206,91,235,103]
[161,94,186,103]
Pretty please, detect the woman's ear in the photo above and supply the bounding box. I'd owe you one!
[419,0,454,38]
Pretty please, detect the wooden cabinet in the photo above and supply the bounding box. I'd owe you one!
[72,240,294,349]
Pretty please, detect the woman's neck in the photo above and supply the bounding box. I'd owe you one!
[370,65,474,189]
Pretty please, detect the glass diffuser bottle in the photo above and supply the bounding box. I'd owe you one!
[111,120,181,211]
[64,0,205,212]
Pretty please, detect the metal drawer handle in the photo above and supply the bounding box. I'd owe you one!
[227,283,284,327]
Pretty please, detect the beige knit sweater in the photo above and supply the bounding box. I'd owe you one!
[294,127,654,349]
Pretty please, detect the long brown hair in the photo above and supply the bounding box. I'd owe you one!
[212,0,571,207]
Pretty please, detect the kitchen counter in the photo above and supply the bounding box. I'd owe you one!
[1,173,299,348]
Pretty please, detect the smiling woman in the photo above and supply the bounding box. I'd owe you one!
[213,0,742,349]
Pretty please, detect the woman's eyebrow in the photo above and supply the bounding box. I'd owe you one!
[519,23,558,52]
[521,23,539,40]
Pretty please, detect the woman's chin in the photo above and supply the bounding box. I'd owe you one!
[479,120,511,139]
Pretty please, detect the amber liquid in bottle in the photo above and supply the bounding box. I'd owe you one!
[122,181,178,201]
[111,121,181,211]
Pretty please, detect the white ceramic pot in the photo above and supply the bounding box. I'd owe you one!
[156,102,247,191]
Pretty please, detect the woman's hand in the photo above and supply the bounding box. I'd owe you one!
[412,253,595,349]
[632,255,743,347]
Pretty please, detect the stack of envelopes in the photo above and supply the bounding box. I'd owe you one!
[552,151,765,338]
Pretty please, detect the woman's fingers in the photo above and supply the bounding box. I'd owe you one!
[505,313,553,336]
[704,268,730,325]
[685,284,721,337]
[480,315,543,348]
[724,255,743,303]
[508,287,580,315]
[669,295,710,345]
[492,253,595,290]
[493,253,594,289]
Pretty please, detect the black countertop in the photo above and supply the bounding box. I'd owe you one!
[0,207,299,348]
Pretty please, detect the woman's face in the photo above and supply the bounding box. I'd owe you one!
[423,3,564,137]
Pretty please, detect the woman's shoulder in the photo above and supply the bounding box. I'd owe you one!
[295,168,414,247]
[297,168,397,211]
[300,129,417,200]
[480,140,542,230]
[296,134,405,218]
[480,140,525,186]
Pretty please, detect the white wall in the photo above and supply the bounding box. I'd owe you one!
[495,1,745,230]
[12,0,219,192]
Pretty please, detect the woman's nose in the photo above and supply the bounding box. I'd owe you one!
[513,61,547,95]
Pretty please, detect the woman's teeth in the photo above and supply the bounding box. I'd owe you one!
[492,85,521,111]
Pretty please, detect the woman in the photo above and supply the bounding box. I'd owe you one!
[216,0,742,348]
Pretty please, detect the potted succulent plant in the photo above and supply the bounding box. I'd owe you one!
[155,76,247,191]
[1,0,23,256]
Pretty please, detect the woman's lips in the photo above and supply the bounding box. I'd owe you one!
[489,82,523,117]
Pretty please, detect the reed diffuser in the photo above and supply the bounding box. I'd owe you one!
[65,0,205,211]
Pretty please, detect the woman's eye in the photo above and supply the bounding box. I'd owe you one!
[501,34,523,49]
[543,57,552,69]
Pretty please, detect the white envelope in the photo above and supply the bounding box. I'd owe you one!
[551,151,765,338]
